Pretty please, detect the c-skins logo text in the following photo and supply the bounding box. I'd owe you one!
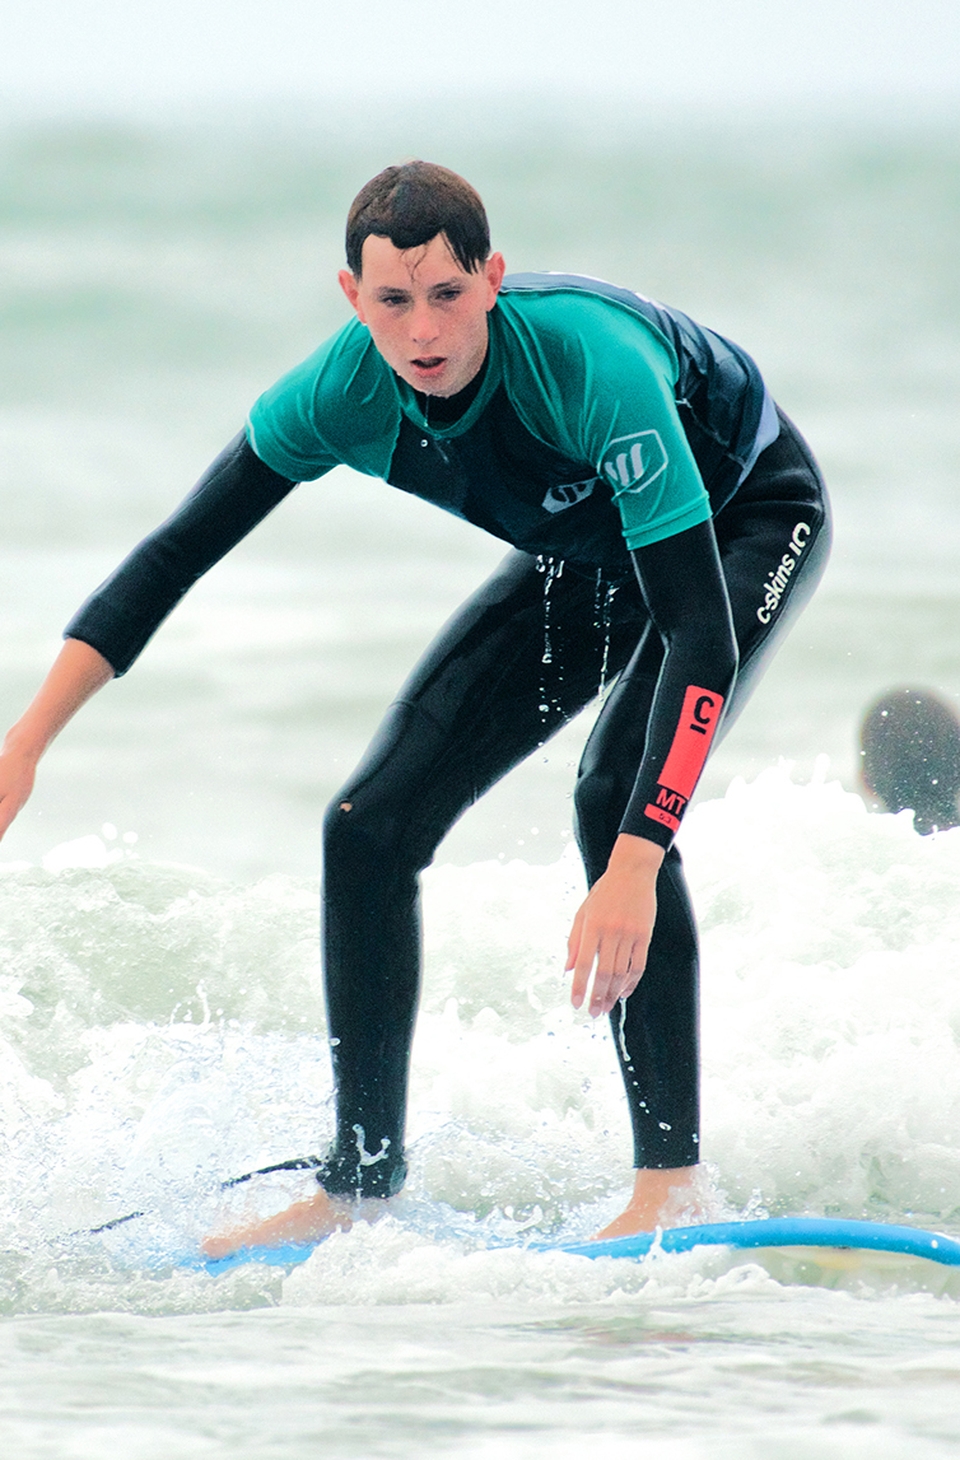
[756,522,811,625]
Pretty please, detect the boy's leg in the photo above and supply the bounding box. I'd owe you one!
[319,552,648,1197]
[574,409,831,1182]
[573,645,701,1170]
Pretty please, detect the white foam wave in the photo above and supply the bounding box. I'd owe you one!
[4,765,960,1312]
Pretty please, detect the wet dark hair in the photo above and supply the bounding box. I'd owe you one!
[345,161,491,277]
[859,687,960,834]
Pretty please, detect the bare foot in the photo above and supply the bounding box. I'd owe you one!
[592,1166,704,1240]
[202,1186,354,1260]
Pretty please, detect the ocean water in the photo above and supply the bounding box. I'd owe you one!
[3,108,960,1455]
[6,773,960,1456]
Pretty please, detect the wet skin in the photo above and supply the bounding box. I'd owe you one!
[338,233,505,398]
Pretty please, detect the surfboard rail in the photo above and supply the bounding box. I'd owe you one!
[551,1216,960,1266]
[191,1215,960,1274]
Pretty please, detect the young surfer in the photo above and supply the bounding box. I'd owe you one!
[0,162,830,1252]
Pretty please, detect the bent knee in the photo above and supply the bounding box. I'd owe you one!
[323,792,398,863]
[323,786,444,877]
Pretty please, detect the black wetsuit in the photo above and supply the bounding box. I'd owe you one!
[65,275,831,1196]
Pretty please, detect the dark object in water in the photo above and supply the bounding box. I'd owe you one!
[859,688,960,835]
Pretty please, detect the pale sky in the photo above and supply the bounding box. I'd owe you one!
[2,0,959,117]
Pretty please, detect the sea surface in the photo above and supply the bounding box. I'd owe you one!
[2,105,960,1457]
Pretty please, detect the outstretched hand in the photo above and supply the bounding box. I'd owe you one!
[566,833,664,1017]
[0,638,115,843]
[0,744,38,841]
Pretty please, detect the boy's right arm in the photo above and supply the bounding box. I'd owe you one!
[0,434,300,843]
[0,433,299,843]
[0,638,115,840]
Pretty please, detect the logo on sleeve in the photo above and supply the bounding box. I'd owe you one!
[644,686,724,834]
[603,430,668,495]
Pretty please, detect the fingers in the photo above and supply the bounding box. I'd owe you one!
[566,907,589,1008]
[0,789,24,840]
[565,905,584,972]
[566,853,658,1016]
[569,917,649,1016]
[0,767,35,841]
[568,910,628,1012]
[585,935,641,1017]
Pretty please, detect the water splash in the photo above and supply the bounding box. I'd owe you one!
[5,767,960,1313]
[594,571,619,698]
[536,554,565,724]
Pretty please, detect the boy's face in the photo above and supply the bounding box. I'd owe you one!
[339,233,505,397]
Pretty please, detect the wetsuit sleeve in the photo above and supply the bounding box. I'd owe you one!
[496,292,712,550]
[64,433,297,675]
[619,519,738,849]
[245,318,400,482]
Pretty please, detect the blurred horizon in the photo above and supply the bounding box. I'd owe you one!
[3,0,960,120]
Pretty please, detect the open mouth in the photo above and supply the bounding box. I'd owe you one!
[411,356,446,372]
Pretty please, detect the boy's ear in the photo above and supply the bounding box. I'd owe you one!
[339,269,363,318]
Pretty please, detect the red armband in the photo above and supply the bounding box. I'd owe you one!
[644,686,725,834]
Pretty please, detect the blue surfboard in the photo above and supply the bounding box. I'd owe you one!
[193,1216,960,1275]
[550,1216,960,1265]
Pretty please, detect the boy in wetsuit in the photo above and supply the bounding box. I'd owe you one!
[0,163,830,1252]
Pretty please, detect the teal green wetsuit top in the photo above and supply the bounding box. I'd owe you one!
[64,271,776,685]
[246,273,777,575]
